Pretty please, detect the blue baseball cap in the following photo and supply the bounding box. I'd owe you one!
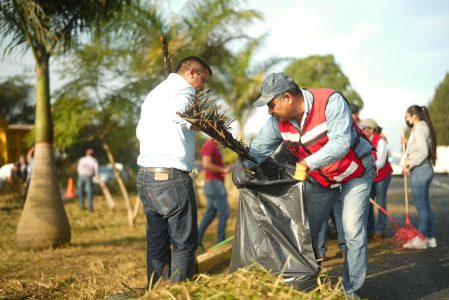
[253,72,297,107]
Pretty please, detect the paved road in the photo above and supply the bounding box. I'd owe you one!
[325,175,449,299]
[388,174,449,194]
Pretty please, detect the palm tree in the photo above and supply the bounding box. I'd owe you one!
[212,36,284,140]
[0,0,132,249]
[130,0,263,78]
[284,55,364,108]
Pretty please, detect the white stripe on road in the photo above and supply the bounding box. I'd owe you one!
[432,179,449,190]
[366,263,417,279]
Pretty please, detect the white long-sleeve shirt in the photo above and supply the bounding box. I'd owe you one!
[374,138,389,170]
[136,73,196,172]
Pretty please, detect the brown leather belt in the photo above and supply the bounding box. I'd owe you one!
[140,167,189,181]
[141,167,188,174]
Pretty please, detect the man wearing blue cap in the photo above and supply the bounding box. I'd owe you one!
[243,72,375,298]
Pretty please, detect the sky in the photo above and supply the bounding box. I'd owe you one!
[1,0,448,155]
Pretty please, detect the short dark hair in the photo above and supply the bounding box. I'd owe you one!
[176,56,213,76]
[350,103,360,114]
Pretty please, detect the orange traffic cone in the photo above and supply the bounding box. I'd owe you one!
[65,177,76,198]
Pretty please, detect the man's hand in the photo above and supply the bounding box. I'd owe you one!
[223,165,233,174]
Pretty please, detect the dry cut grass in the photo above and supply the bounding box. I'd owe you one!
[141,264,346,300]
[1,179,346,300]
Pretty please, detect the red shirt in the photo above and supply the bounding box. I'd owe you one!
[200,140,225,181]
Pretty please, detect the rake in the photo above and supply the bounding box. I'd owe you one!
[390,173,425,248]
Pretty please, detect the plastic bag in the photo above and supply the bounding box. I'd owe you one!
[230,153,319,291]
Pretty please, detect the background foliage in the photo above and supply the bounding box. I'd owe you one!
[428,72,449,145]
[284,55,363,108]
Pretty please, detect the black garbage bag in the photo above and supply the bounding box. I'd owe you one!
[230,154,319,291]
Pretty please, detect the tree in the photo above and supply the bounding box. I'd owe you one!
[0,0,132,249]
[212,36,283,140]
[0,76,34,124]
[166,0,267,141]
[49,0,267,223]
[284,55,363,108]
[49,3,174,226]
[428,72,449,145]
[126,0,264,97]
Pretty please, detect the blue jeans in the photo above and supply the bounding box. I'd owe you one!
[77,175,93,210]
[368,174,392,234]
[306,155,375,296]
[136,168,198,285]
[318,198,345,258]
[410,162,434,237]
[198,180,230,244]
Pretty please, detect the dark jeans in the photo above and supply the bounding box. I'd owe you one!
[77,175,93,210]
[368,174,392,234]
[136,167,198,286]
[410,162,434,237]
[318,198,345,258]
[198,180,230,244]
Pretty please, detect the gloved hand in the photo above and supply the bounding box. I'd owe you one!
[232,160,257,188]
[293,161,309,181]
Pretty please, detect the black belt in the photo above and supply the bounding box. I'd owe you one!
[140,167,188,174]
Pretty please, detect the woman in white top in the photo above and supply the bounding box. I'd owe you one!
[403,105,437,249]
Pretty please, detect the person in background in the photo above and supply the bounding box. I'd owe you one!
[136,56,212,286]
[0,162,19,194]
[198,139,232,247]
[317,202,345,260]
[403,105,437,249]
[242,72,375,298]
[23,146,35,200]
[17,155,28,183]
[77,148,99,212]
[350,103,361,125]
[361,118,393,240]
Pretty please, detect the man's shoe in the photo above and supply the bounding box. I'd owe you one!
[427,237,437,248]
[403,236,428,249]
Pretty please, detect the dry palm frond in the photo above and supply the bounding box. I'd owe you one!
[177,89,256,162]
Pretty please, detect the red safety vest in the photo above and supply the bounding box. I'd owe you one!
[371,133,393,182]
[279,88,368,188]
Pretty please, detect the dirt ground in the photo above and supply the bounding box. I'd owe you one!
[323,176,449,299]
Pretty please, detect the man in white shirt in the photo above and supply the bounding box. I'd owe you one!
[136,56,211,286]
[77,148,99,212]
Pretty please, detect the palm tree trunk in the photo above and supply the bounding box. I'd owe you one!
[16,57,71,249]
[101,141,136,226]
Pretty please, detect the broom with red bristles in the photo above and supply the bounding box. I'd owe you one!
[369,199,401,233]
[390,128,425,248]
